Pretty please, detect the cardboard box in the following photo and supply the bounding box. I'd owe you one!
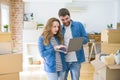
[0,54,22,74]
[117,23,120,30]
[91,56,120,80]
[101,42,120,54]
[94,72,104,80]
[0,42,12,55]
[101,29,120,43]
[0,32,11,42]
[89,34,101,42]
[0,73,19,80]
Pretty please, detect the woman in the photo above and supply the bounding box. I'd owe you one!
[38,17,67,80]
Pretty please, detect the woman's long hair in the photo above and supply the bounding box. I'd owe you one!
[42,17,63,45]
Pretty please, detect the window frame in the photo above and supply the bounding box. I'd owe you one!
[0,3,10,32]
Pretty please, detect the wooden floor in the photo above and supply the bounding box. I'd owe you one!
[20,62,95,80]
[67,62,95,80]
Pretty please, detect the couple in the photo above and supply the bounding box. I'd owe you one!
[38,8,88,80]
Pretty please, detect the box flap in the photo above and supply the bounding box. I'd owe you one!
[107,65,120,69]
[91,59,106,71]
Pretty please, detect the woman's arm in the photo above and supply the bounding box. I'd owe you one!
[38,36,54,58]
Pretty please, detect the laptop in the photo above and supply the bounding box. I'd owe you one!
[56,37,84,53]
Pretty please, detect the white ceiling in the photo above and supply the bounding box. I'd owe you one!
[73,0,118,1]
[23,0,118,2]
[23,0,72,3]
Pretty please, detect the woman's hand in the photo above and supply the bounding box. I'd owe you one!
[54,45,67,51]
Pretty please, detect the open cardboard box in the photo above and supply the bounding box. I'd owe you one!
[91,55,120,80]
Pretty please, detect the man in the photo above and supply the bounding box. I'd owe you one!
[58,8,88,80]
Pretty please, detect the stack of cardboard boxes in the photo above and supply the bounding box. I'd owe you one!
[0,54,22,80]
[101,29,120,54]
[91,29,120,80]
[0,32,22,80]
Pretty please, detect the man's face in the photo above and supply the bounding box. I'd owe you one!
[59,15,71,26]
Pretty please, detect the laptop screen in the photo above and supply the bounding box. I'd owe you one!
[67,37,84,52]
[56,37,84,53]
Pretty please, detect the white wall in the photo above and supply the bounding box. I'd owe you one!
[69,1,117,33]
[24,2,65,24]
[117,0,120,22]
[24,1,119,33]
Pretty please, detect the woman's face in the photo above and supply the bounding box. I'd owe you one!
[51,21,60,35]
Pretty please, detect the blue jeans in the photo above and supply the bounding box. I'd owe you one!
[64,62,81,80]
[46,71,65,80]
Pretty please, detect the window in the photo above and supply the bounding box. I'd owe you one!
[1,4,10,32]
